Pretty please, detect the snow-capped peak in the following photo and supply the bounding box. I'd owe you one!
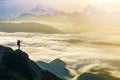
[82,5,107,16]
[26,4,59,15]
[0,4,60,20]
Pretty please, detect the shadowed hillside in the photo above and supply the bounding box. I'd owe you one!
[0,22,63,34]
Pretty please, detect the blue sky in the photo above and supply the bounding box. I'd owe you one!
[0,0,86,13]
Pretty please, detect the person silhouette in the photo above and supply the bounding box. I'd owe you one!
[17,40,21,50]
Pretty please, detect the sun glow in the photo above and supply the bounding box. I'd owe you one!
[35,0,120,12]
[89,0,120,10]
[90,0,120,4]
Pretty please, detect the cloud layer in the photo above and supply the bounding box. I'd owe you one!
[0,32,120,79]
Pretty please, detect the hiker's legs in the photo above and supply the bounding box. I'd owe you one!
[18,45,20,49]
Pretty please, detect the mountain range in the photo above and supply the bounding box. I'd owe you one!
[0,4,61,20]
[26,4,60,16]
[1,4,120,34]
[0,4,116,20]
[81,5,108,16]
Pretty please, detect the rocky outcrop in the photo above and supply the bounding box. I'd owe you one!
[0,45,62,80]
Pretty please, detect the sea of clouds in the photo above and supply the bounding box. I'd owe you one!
[0,32,120,79]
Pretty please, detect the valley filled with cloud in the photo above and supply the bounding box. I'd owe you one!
[0,32,119,80]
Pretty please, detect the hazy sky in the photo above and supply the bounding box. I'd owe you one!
[0,0,120,13]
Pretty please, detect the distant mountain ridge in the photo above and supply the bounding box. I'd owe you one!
[81,5,108,16]
[1,4,119,20]
[0,4,60,20]
[0,22,63,33]
[26,4,60,15]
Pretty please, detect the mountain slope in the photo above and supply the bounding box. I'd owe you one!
[0,45,62,80]
[37,59,74,79]
[0,22,63,33]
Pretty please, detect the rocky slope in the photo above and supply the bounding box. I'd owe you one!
[0,45,62,80]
